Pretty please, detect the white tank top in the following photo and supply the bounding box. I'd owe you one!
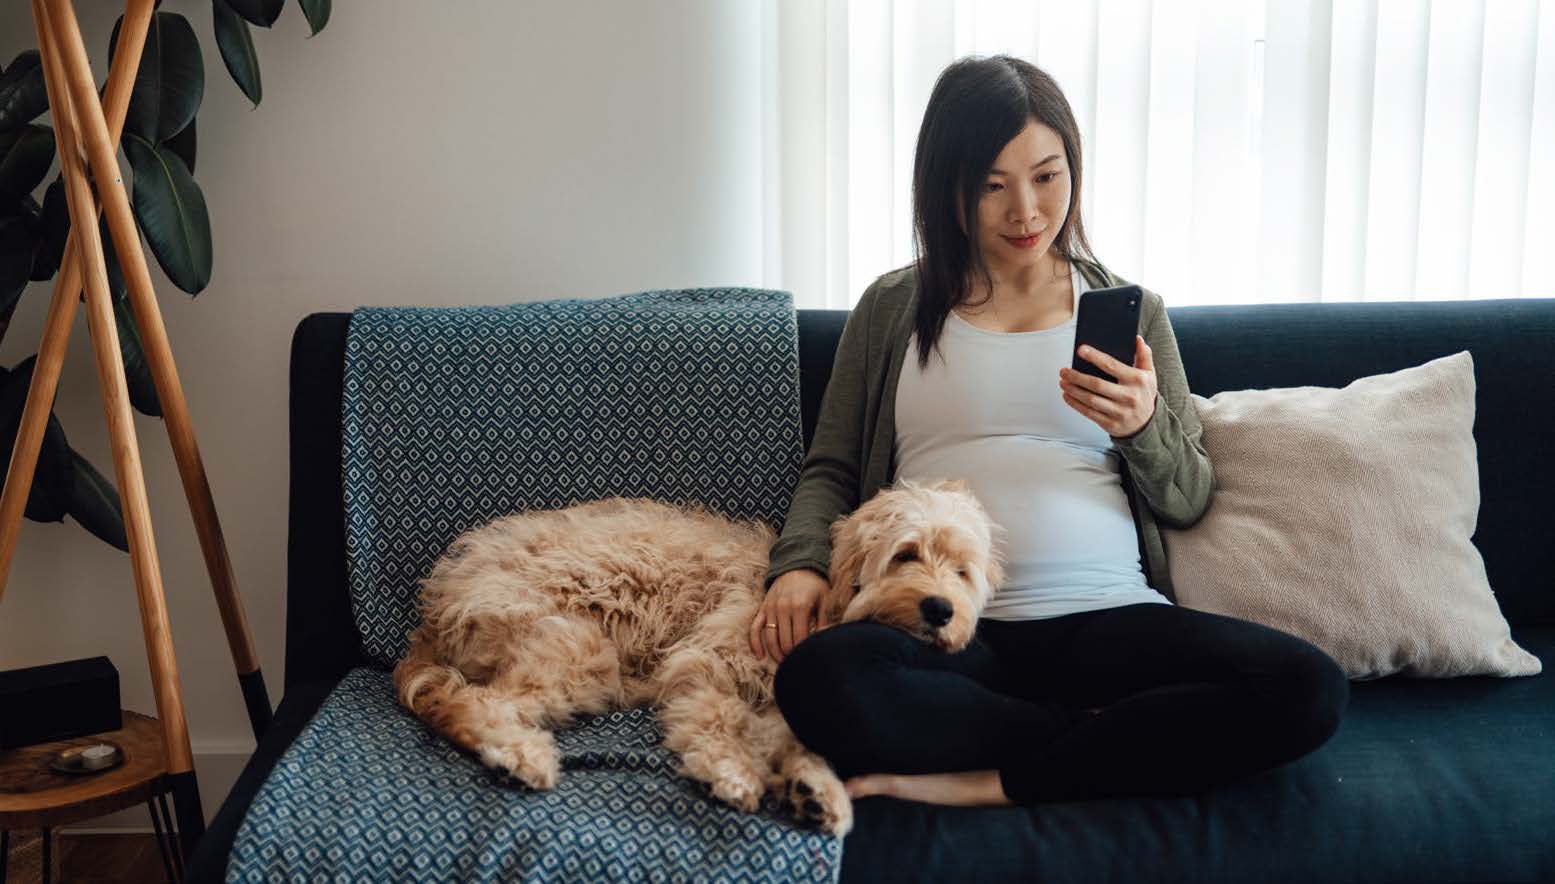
[893,261,1171,620]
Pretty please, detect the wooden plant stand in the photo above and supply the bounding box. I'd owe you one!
[0,0,275,862]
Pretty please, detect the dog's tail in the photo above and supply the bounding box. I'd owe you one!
[393,626,468,725]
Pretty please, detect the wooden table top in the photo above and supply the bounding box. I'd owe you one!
[0,711,168,830]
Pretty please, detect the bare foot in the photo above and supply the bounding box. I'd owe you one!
[844,769,1013,806]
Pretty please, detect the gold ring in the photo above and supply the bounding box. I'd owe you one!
[766,623,778,629]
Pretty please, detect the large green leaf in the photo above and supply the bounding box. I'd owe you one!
[0,216,35,313]
[67,447,128,552]
[114,290,162,417]
[213,2,262,106]
[0,51,47,133]
[0,356,74,523]
[0,52,39,89]
[165,117,197,173]
[110,12,205,144]
[122,132,211,294]
[33,175,67,281]
[223,0,284,28]
[299,0,331,36]
[17,191,57,283]
[32,414,72,522]
[0,125,54,202]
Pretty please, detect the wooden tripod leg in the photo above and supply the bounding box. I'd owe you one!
[32,0,204,857]
[42,0,275,744]
[0,0,152,602]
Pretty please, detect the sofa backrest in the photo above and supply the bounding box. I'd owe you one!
[285,299,1554,690]
[283,310,850,691]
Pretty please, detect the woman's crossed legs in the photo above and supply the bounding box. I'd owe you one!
[773,601,1349,805]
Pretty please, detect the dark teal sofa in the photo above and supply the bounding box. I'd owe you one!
[187,297,1555,882]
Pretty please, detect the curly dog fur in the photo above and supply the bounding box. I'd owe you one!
[392,477,1005,836]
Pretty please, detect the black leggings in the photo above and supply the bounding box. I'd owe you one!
[772,601,1350,805]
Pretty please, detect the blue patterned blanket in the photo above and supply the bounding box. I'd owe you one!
[226,670,842,883]
[227,288,842,882]
[339,288,805,667]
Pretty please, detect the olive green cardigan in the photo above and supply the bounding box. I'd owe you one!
[763,258,1216,602]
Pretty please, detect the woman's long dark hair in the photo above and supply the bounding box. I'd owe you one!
[910,55,1105,370]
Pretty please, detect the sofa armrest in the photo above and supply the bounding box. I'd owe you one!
[185,677,345,883]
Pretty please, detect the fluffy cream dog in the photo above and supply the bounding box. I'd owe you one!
[393,477,1004,836]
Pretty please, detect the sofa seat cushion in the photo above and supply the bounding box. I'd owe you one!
[840,624,1555,883]
[195,630,1554,883]
[221,669,842,883]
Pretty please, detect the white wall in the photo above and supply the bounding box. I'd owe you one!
[0,0,766,830]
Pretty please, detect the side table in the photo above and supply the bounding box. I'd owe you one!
[0,711,183,883]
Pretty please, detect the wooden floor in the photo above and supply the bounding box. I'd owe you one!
[3,831,174,883]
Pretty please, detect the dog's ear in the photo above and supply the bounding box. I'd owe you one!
[827,506,874,600]
[983,551,1005,594]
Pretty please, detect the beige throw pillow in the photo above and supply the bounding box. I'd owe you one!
[1163,351,1541,680]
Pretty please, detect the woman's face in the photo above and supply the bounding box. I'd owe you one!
[967,118,1071,280]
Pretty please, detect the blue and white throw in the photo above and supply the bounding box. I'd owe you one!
[226,288,841,882]
[225,669,844,883]
[340,287,806,667]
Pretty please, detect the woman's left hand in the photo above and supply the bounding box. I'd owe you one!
[1059,335,1158,439]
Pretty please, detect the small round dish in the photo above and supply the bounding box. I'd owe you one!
[49,742,124,775]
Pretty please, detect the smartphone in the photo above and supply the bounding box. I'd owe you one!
[1071,284,1142,384]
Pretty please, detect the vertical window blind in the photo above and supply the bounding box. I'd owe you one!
[768,0,1555,309]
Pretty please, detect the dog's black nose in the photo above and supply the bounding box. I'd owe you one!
[920,596,954,628]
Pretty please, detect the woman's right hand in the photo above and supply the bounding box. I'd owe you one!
[749,568,831,663]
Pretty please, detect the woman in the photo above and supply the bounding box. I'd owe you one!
[747,55,1349,807]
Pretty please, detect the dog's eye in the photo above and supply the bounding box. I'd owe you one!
[892,549,918,565]
[957,568,968,580]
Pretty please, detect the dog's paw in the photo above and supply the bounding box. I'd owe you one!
[708,759,764,813]
[479,742,560,791]
[778,764,853,837]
